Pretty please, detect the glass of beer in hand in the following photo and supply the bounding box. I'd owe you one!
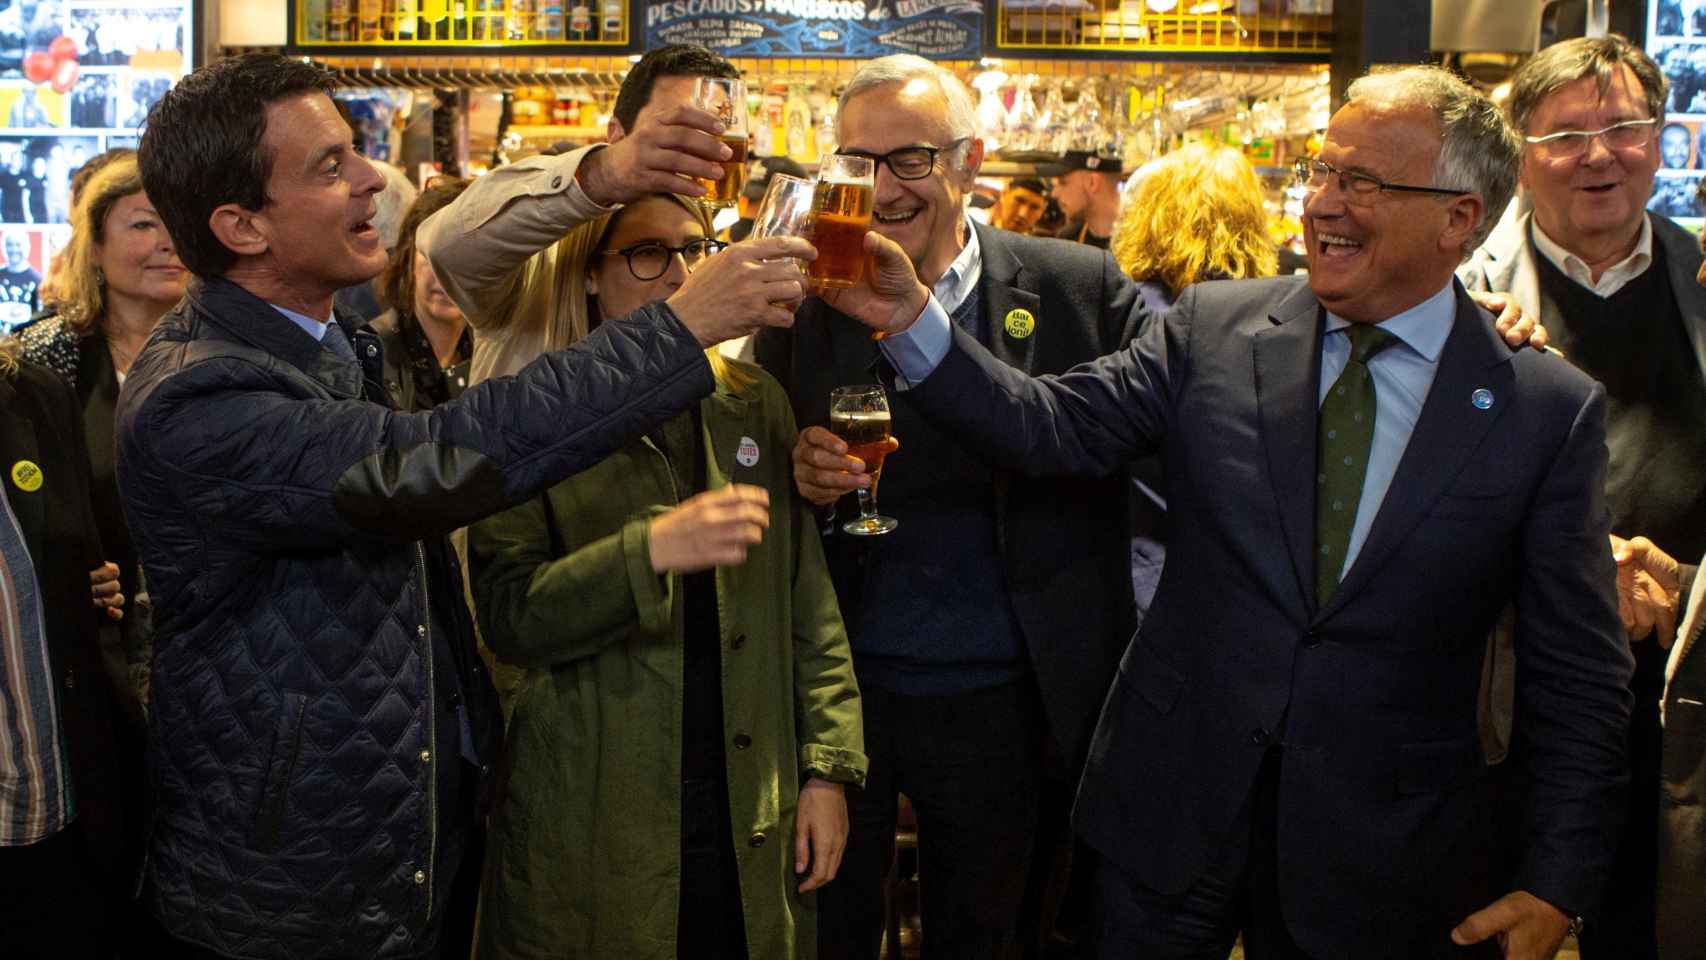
[809,154,875,290]
[829,384,897,536]
[693,77,748,208]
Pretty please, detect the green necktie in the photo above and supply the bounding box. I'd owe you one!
[1315,323,1399,607]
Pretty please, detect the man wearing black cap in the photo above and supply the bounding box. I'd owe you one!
[729,155,809,242]
[1050,148,1125,248]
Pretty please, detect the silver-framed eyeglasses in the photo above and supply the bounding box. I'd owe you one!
[1292,157,1473,205]
[836,138,969,180]
[598,238,726,281]
[1523,117,1658,159]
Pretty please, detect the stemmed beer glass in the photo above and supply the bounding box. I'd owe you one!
[829,385,897,536]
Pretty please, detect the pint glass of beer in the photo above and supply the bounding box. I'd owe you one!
[828,384,897,536]
[693,77,748,208]
[809,154,875,290]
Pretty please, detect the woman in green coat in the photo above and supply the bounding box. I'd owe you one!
[463,191,867,960]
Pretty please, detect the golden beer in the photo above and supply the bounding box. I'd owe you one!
[810,180,874,289]
[698,134,748,208]
[829,409,892,493]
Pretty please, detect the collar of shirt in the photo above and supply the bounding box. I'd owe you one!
[270,302,333,342]
[932,216,983,316]
[1323,280,1457,366]
[1530,214,1653,298]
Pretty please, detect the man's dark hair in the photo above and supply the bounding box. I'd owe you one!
[611,44,738,134]
[138,53,335,278]
[1007,177,1048,196]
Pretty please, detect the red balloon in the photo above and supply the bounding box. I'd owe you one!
[50,58,78,95]
[23,50,53,84]
[48,35,78,64]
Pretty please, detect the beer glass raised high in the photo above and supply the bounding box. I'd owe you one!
[693,77,748,208]
[809,154,874,290]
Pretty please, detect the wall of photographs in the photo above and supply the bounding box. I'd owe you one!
[0,0,193,331]
[1651,1,1706,226]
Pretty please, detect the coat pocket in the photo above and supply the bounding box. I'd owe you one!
[251,692,308,852]
[1395,735,1483,796]
[1119,639,1185,716]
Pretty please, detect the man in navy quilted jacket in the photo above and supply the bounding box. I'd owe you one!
[117,53,811,959]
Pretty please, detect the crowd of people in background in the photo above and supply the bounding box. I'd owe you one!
[0,29,1702,960]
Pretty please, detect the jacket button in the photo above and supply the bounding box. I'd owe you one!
[366,343,379,358]
[733,733,752,750]
[63,669,75,690]
[1301,631,1321,648]
[730,634,747,650]
[413,870,426,885]
[419,749,431,762]
[417,624,427,638]
[550,175,564,189]
[1249,728,1269,746]
[748,832,766,848]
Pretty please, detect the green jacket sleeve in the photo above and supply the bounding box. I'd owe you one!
[776,397,868,788]
[469,490,675,669]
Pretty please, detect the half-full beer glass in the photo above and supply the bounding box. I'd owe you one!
[810,154,874,290]
[694,77,748,208]
[829,384,897,536]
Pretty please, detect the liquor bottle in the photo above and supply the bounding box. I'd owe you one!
[359,0,383,41]
[539,2,564,39]
[396,0,416,39]
[570,3,591,38]
[303,0,328,41]
[601,0,622,38]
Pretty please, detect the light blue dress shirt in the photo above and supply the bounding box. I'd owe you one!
[1319,281,1454,576]
[880,279,1459,575]
[877,216,980,389]
[271,303,332,341]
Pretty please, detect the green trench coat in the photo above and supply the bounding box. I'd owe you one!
[468,361,868,960]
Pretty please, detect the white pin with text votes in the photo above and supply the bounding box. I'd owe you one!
[1471,388,1494,410]
[736,436,760,468]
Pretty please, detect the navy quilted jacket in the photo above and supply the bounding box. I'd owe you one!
[116,277,715,959]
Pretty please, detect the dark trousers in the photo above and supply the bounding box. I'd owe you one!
[1578,643,1664,960]
[819,679,1045,960]
[1094,751,1501,960]
[1093,749,1310,960]
[679,776,748,960]
[0,822,111,959]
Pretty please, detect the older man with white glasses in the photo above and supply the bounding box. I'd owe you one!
[1461,36,1706,960]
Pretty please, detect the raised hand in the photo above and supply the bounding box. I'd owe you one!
[818,231,931,336]
[576,102,730,207]
[648,484,771,573]
[665,236,815,347]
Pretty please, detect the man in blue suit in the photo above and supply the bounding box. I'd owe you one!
[823,65,1634,960]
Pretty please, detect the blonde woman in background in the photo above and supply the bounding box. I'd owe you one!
[1111,142,1279,314]
[448,189,866,959]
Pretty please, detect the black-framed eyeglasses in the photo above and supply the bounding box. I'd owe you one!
[598,238,726,281]
[1523,117,1657,159]
[1292,157,1473,205]
[836,138,970,180]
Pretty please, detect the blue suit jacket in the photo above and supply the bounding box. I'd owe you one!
[903,274,1634,957]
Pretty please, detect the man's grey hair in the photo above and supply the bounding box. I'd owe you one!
[1344,66,1520,255]
[1507,35,1666,136]
[837,55,978,167]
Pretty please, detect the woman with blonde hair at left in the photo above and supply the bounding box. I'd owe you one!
[453,187,866,960]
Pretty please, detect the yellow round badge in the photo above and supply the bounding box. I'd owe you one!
[11,460,42,493]
[1004,308,1035,339]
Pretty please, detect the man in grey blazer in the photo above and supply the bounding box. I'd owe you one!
[826,65,1632,960]
[1458,37,1706,959]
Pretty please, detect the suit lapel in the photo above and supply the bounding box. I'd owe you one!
[974,224,1043,374]
[1321,287,1515,620]
[0,379,45,567]
[1252,284,1326,613]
